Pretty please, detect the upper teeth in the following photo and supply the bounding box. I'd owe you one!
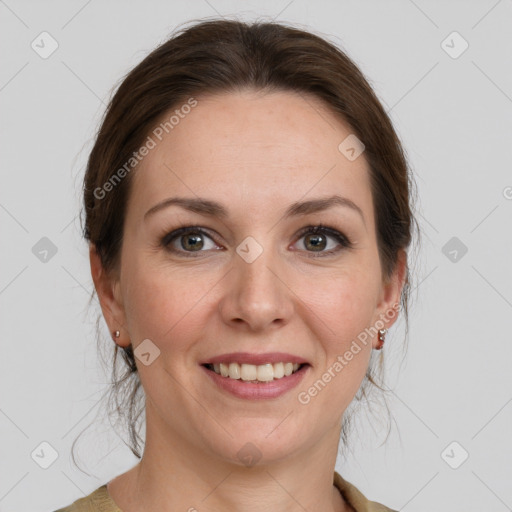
[212,362,301,382]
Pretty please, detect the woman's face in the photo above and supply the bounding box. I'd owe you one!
[93,89,404,465]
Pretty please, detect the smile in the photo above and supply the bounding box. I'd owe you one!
[201,362,310,400]
[204,362,305,383]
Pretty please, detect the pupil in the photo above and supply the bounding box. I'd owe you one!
[182,233,203,251]
[306,234,325,251]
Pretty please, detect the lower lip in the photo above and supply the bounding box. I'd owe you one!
[201,364,310,400]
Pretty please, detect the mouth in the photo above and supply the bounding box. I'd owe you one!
[202,362,310,383]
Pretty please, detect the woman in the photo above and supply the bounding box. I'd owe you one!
[55,18,415,512]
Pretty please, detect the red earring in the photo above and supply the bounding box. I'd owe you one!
[376,328,387,350]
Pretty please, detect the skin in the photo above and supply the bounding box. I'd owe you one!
[90,89,406,512]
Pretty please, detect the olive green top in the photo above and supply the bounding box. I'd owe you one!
[54,471,397,511]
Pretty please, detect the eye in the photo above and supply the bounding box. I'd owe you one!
[161,226,221,256]
[293,224,352,257]
[160,223,352,258]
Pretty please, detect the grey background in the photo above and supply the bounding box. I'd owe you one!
[1,1,511,511]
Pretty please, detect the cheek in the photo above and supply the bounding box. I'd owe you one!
[299,265,379,342]
[121,255,215,345]
[294,274,376,415]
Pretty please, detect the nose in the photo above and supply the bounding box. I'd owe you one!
[218,241,294,332]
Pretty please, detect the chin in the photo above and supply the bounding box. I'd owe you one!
[211,423,305,467]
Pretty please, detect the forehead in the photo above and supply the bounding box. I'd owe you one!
[129,89,373,222]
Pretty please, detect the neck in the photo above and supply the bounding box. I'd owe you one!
[108,402,350,512]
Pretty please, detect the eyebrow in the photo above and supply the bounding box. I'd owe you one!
[144,194,366,225]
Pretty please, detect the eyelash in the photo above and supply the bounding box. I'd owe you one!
[160,223,352,258]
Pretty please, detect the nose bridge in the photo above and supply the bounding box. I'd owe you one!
[221,233,293,330]
[238,239,278,294]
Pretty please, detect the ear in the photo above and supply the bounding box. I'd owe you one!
[89,244,130,348]
[372,249,408,347]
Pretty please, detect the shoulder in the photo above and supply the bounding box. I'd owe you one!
[334,471,398,512]
[55,474,393,512]
[53,484,122,512]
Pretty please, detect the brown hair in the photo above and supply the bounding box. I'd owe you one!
[75,18,418,467]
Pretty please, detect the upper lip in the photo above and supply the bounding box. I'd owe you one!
[200,352,310,366]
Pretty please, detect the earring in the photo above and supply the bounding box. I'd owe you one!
[112,330,120,341]
[376,328,387,350]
